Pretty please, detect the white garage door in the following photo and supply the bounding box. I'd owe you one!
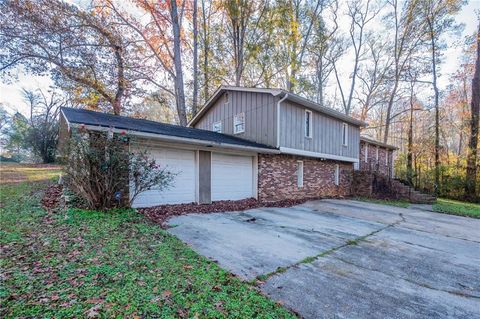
[131,147,196,207]
[211,153,254,201]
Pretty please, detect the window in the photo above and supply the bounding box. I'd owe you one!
[334,164,340,186]
[305,110,312,138]
[224,92,229,104]
[297,161,304,188]
[342,123,348,146]
[386,150,389,166]
[212,121,222,133]
[233,113,245,134]
[376,146,379,161]
[364,144,369,162]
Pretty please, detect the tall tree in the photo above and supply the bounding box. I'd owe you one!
[331,0,381,115]
[222,0,269,86]
[103,0,189,125]
[192,0,199,114]
[383,0,424,143]
[422,0,464,195]
[465,24,479,200]
[0,0,128,115]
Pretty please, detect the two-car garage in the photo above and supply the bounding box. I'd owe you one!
[131,145,256,208]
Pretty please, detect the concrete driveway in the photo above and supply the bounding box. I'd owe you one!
[167,199,480,319]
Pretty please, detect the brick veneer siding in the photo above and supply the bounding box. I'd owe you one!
[258,154,353,202]
[359,141,393,177]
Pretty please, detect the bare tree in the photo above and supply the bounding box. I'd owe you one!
[355,36,391,121]
[331,0,381,115]
[422,0,464,195]
[383,0,425,143]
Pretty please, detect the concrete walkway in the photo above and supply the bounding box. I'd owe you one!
[168,199,480,319]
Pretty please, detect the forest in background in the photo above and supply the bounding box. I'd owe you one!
[0,0,478,201]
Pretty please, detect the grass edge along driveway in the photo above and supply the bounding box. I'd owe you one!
[0,180,296,318]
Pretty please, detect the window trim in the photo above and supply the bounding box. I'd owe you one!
[305,109,313,138]
[233,112,245,134]
[334,164,340,186]
[342,123,348,146]
[297,160,304,188]
[212,121,222,133]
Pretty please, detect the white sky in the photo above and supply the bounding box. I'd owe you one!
[1,0,479,117]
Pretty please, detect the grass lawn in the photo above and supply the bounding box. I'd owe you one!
[433,198,480,219]
[354,197,410,208]
[0,166,295,318]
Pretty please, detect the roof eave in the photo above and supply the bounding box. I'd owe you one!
[360,137,398,150]
[67,121,280,154]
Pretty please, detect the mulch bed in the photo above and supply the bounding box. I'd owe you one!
[139,197,324,228]
[41,184,64,212]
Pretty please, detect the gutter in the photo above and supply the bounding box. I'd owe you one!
[68,122,280,155]
[276,93,289,148]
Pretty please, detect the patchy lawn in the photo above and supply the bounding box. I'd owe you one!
[0,180,296,318]
[433,198,480,219]
[0,163,62,184]
[354,197,410,208]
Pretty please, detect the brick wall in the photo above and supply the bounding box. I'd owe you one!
[359,141,393,177]
[258,154,353,202]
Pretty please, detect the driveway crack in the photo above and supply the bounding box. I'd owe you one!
[255,213,405,283]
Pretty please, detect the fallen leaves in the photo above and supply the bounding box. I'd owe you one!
[139,197,322,228]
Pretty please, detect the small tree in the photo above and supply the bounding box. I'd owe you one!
[62,129,175,210]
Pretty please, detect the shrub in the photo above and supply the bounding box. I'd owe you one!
[62,129,175,210]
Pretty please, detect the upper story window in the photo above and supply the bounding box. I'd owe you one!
[305,110,313,138]
[233,113,245,134]
[376,146,379,161]
[342,123,348,146]
[364,144,369,162]
[224,92,229,105]
[212,121,222,133]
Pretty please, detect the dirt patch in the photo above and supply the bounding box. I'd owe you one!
[139,197,331,228]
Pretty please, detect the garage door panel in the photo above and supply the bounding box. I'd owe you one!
[211,153,254,201]
[131,147,196,207]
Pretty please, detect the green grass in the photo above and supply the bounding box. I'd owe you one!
[354,197,410,208]
[0,181,295,318]
[433,198,480,219]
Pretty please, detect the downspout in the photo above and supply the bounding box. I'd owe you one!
[276,93,289,148]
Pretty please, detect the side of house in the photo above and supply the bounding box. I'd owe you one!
[190,86,365,202]
[359,137,397,178]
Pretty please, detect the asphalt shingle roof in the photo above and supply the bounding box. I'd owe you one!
[61,107,277,150]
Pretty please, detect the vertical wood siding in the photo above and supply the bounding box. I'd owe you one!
[280,100,360,159]
[194,91,278,146]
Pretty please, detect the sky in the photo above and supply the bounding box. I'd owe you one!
[1,0,479,117]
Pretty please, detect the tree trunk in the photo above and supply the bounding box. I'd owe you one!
[192,0,199,115]
[170,0,187,126]
[407,90,414,186]
[426,17,441,196]
[201,0,209,101]
[465,24,480,200]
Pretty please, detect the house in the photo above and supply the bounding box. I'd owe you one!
[60,86,396,208]
[359,136,397,178]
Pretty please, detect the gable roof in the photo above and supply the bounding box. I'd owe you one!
[188,86,367,127]
[360,136,398,150]
[60,107,278,152]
